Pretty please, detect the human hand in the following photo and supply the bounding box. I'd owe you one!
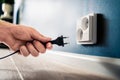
[0,20,52,57]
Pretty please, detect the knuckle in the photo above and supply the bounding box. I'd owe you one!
[33,40,38,45]
[12,45,19,51]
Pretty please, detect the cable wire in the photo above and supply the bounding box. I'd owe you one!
[0,50,19,60]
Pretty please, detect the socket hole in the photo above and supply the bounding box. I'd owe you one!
[77,29,83,40]
[81,17,88,31]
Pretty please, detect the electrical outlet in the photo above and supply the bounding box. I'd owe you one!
[76,13,97,44]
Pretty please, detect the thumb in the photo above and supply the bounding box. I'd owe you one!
[31,31,51,42]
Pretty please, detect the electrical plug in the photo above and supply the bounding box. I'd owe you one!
[50,35,69,47]
[0,35,69,60]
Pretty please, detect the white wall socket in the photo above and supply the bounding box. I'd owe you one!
[76,13,97,44]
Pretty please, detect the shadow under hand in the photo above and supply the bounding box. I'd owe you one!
[100,62,120,80]
[22,70,111,80]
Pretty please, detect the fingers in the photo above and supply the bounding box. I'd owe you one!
[26,43,39,57]
[46,42,53,50]
[20,45,29,57]
[19,41,52,57]
[33,40,46,53]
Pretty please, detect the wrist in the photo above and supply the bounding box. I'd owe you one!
[0,20,12,42]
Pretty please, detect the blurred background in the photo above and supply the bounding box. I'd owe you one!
[13,0,120,58]
[0,0,120,80]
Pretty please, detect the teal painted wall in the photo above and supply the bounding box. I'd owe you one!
[19,0,120,58]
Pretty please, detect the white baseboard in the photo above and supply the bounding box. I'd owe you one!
[48,50,120,65]
[47,50,120,80]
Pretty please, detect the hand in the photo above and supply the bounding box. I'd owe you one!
[0,20,52,57]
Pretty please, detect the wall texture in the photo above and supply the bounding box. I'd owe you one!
[20,0,120,58]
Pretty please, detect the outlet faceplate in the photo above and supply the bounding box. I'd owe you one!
[76,13,97,44]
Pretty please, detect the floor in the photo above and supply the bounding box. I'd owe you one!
[0,49,115,80]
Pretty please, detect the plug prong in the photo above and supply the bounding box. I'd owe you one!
[50,35,69,47]
[63,36,69,45]
[64,43,69,45]
[63,37,68,39]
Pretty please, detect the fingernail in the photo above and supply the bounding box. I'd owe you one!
[47,43,52,49]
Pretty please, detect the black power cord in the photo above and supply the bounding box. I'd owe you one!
[0,50,19,59]
[0,35,68,60]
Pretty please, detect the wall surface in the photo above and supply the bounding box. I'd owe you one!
[19,0,120,58]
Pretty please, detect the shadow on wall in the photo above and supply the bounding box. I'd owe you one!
[97,14,108,46]
[83,14,108,47]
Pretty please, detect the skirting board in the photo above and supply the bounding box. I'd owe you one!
[47,50,120,80]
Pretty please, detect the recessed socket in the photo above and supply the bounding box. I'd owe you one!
[81,17,88,31]
[76,13,97,44]
[77,29,83,40]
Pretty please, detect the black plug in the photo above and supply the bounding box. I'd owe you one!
[49,35,68,47]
